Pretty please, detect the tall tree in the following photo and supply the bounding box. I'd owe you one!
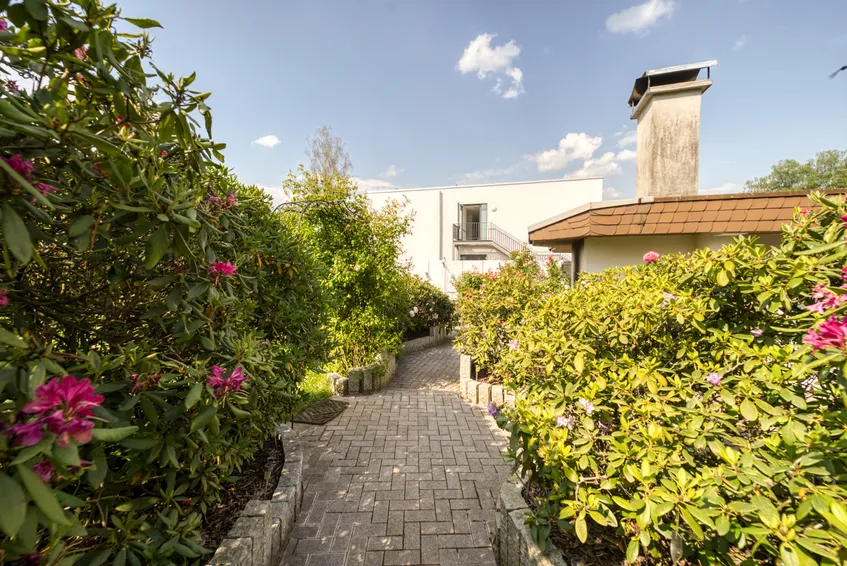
[745,149,847,192]
[306,125,353,179]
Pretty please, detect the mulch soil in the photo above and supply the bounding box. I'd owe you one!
[524,482,627,565]
[201,436,285,551]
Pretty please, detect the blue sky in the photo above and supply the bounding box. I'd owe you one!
[119,0,847,202]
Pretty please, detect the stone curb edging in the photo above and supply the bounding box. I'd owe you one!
[206,423,303,566]
[458,353,515,408]
[328,325,451,396]
[496,476,570,566]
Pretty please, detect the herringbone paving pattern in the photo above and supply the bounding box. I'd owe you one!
[281,342,509,565]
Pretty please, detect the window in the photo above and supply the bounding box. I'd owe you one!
[460,254,487,260]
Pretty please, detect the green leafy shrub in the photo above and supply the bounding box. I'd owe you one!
[0,3,327,563]
[402,274,454,340]
[454,248,566,380]
[282,170,411,371]
[495,194,847,564]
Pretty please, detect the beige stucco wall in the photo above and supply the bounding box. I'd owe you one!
[580,232,782,274]
[635,82,709,198]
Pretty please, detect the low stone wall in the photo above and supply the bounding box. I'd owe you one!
[402,324,451,354]
[328,325,450,396]
[206,423,303,566]
[496,476,569,566]
[458,353,515,408]
[327,349,397,396]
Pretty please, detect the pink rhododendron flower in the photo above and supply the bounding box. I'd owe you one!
[643,251,660,263]
[208,262,237,276]
[208,195,222,203]
[804,316,847,351]
[4,421,44,446]
[227,192,237,208]
[842,214,847,223]
[226,366,248,391]
[751,328,763,337]
[555,415,574,429]
[579,398,595,414]
[509,339,520,351]
[805,283,847,314]
[160,150,168,157]
[74,46,87,60]
[32,460,54,483]
[0,19,8,32]
[0,289,8,306]
[3,154,35,179]
[706,372,722,385]
[800,209,810,216]
[51,416,94,446]
[116,115,125,124]
[23,376,103,418]
[35,182,58,196]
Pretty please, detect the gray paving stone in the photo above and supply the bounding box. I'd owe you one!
[281,342,508,566]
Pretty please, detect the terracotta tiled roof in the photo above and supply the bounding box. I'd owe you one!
[528,190,847,248]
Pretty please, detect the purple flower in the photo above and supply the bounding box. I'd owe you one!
[578,398,595,414]
[0,19,8,32]
[555,415,574,429]
[800,209,810,216]
[208,365,226,398]
[4,421,44,446]
[0,289,8,306]
[487,402,497,417]
[751,328,763,338]
[52,416,94,446]
[208,195,222,203]
[32,460,54,483]
[3,154,35,180]
[706,372,722,386]
[509,338,520,351]
[643,251,660,263]
[74,46,87,60]
[227,192,237,208]
[804,316,847,351]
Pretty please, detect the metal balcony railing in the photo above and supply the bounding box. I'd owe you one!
[452,222,526,254]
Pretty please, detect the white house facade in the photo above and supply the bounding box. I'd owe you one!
[366,177,603,294]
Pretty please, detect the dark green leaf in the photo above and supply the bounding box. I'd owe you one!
[2,203,32,264]
[143,227,170,269]
[17,464,70,525]
[0,472,26,537]
[90,426,138,442]
[124,17,162,29]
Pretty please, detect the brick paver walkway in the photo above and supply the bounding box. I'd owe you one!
[281,342,509,566]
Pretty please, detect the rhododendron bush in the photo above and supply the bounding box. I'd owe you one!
[453,249,568,380]
[402,273,454,340]
[0,2,327,563]
[494,193,847,564]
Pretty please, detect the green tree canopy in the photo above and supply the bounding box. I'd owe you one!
[745,149,847,192]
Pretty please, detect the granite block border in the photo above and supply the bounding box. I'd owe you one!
[496,475,570,566]
[206,423,303,566]
[328,325,450,396]
[459,353,515,408]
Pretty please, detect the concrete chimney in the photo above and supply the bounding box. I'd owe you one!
[628,61,716,198]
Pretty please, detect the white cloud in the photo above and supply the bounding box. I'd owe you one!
[733,34,748,50]
[617,131,637,148]
[603,186,623,200]
[252,135,281,148]
[379,164,401,179]
[701,182,741,195]
[459,164,519,185]
[531,133,603,172]
[570,152,622,178]
[256,185,288,207]
[457,33,524,99]
[605,0,675,35]
[616,149,637,161]
[355,178,396,192]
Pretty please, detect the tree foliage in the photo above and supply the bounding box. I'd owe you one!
[0,2,328,563]
[282,169,410,371]
[746,149,847,193]
[492,194,847,564]
[305,125,352,179]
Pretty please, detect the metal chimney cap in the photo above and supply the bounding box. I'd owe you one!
[628,60,717,108]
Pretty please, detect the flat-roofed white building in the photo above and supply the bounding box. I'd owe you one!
[366,177,603,294]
